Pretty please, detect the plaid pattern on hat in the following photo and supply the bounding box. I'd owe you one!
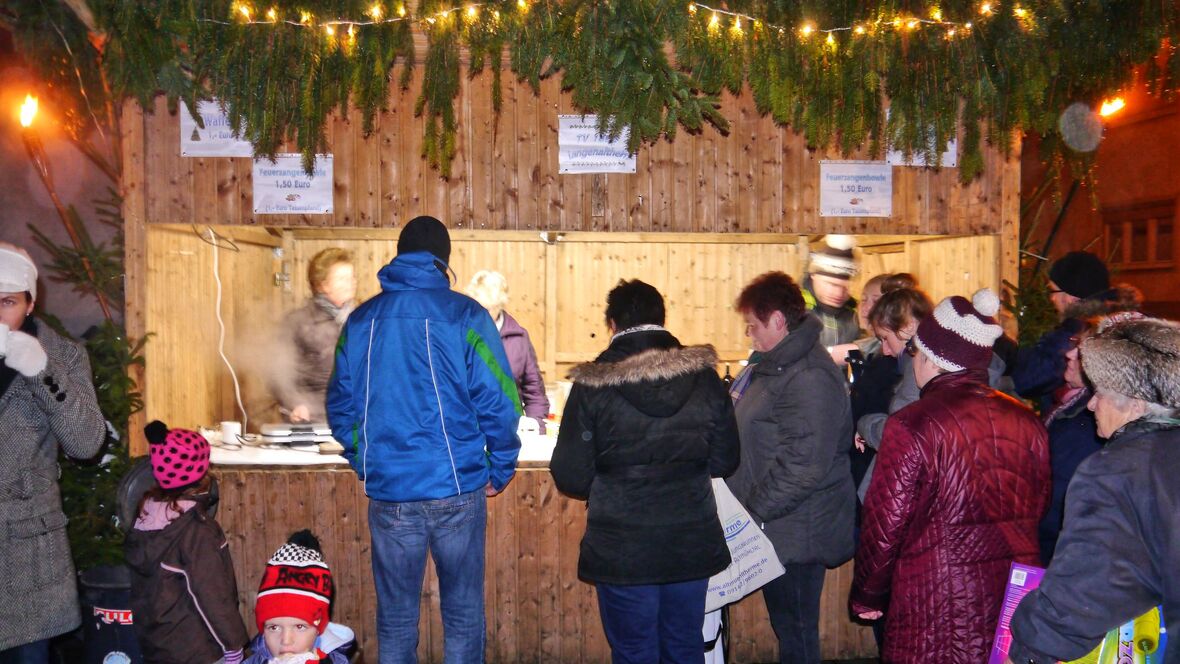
[145,421,211,490]
[809,235,858,280]
[913,288,1003,372]
[256,531,334,634]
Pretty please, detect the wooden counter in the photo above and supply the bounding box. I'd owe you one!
[212,465,877,662]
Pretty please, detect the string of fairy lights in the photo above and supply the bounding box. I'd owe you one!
[207,0,1036,44]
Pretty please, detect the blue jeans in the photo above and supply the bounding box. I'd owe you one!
[369,491,487,664]
[762,562,827,664]
[0,639,49,664]
[596,578,709,664]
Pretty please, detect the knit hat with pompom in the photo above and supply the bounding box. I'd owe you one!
[256,530,334,634]
[913,288,1004,372]
[145,420,211,490]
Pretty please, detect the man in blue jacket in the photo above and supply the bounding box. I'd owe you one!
[326,215,522,664]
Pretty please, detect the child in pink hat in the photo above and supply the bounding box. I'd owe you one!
[125,420,249,664]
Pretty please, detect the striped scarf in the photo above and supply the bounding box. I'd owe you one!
[728,351,762,405]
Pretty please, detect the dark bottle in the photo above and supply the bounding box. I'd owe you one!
[722,363,734,388]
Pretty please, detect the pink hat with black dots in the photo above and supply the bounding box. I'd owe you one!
[144,420,211,490]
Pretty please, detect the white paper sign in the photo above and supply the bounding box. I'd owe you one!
[180,101,254,157]
[558,115,636,174]
[252,154,333,215]
[884,108,958,167]
[819,161,893,218]
[886,139,958,167]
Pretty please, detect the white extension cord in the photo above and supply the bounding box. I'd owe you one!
[209,229,250,435]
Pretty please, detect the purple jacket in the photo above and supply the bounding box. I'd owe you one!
[500,312,550,427]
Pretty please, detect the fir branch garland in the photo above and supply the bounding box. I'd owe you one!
[7,0,1180,182]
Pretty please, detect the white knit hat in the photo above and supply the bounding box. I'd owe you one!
[913,288,1004,372]
[0,242,37,301]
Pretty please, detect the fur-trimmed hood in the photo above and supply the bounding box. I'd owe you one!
[570,345,718,387]
[1081,317,1180,409]
[570,343,719,417]
[1063,284,1142,320]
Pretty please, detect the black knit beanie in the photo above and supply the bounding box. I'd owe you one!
[1049,251,1110,299]
[397,215,451,265]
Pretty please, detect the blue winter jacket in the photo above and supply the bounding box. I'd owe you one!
[326,252,522,502]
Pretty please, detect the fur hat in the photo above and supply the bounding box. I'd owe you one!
[1049,251,1110,299]
[144,420,210,490]
[397,215,451,265]
[1080,317,1180,409]
[0,242,37,301]
[913,288,1004,372]
[256,530,334,634]
[809,235,858,280]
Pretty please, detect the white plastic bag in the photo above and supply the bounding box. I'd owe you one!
[705,478,787,612]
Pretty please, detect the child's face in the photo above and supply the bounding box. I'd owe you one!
[263,617,318,656]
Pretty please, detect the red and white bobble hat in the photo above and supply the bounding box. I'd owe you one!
[144,420,211,490]
[913,288,1004,372]
[256,530,334,635]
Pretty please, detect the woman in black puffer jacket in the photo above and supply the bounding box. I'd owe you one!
[551,279,740,664]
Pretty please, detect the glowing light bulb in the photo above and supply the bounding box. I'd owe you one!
[799,23,815,36]
[930,7,942,21]
[325,24,335,35]
[906,18,919,29]
[1013,5,1027,18]
[709,12,720,28]
[19,95,37,128]
[300,11,312,23]
[1099,97,1126,117]
[854,24,866,34]
[688,2,697,14]
[825,32,835,45]
[517,0,527,10]
[946,27,956,38]
[467,5,477,18]
[980,2,993,15]
[347,24,355,40]
[369,4,382,20]
[731,16,742,32]
[237,3,252,20]
[265,7,277,21]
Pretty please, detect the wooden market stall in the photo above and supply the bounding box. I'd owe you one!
[120,57,1020,661]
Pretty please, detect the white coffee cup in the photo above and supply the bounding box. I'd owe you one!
[220,421,243,444]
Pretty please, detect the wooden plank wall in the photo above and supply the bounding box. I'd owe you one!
[859,235,1001,304]
[212,466,875,663]
[143,226,283,430]
[130,76,1016,236]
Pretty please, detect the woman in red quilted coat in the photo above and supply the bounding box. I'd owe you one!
[849,289,1050,663]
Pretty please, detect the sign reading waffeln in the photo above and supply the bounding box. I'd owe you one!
[558,115,636,174]
[252,154,333,215]
[180,101,254,158]
[819,160,893,218]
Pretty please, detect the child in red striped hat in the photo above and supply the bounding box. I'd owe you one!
[245,531,354,664]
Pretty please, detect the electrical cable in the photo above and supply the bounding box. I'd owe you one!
[209,228,251,436]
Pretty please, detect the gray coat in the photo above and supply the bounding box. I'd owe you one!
[273,297,347,421]
[726,314,857,567]
[0,321,105,650]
